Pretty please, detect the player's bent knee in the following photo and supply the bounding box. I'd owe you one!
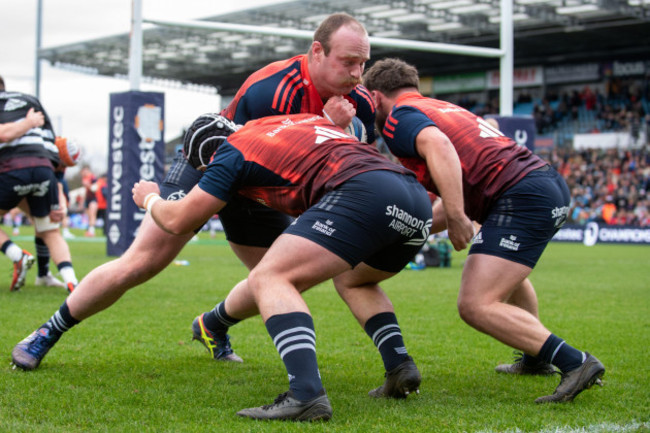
[457,298,483,327]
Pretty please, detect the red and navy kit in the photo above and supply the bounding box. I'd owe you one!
[162,54,376,247]
[200,114,409,216]
[221,54,376,144]
[382,92,547,223]
[382,92,570,268]
[198,114,431,271]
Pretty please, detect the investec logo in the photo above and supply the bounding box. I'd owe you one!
[107,103,162,245]
[108,105,125,245]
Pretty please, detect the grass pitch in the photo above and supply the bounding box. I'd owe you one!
[1,227,648,432]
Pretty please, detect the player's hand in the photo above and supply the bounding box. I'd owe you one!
[49,205,66,223]
[446,213,475,251]
[132,181,160,209]
[26,108,45,128]
[323,95,356,129]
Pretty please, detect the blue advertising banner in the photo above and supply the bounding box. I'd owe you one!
[106,91,165,256]
[485,115,536,152]
[552,223,650,245]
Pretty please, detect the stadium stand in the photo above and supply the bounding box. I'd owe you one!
[33,1,650,228]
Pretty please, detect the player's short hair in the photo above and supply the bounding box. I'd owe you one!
[363,58,420,96]
[0,75,5,91]
[313,13,366,56]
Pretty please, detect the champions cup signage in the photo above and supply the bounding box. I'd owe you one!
[553,223,650,246]
[107,91,165,256]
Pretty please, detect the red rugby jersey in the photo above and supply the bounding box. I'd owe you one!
[383,92,546,223]
[199,114,411,216]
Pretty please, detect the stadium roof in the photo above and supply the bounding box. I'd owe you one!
[39,0,650,95]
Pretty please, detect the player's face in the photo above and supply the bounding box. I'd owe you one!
[314,25,369,97]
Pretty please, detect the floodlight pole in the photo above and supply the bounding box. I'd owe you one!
[129,0,143,90]
[35,0,43,99]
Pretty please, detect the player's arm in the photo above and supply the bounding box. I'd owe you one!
[132,181,226,235]
[0,108,45,142]
[415,126,474,251]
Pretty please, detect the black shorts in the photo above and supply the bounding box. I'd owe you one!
[160,152,292,246]
[469,166,571,268]
[285,170,433,272]
[0,166,59,217]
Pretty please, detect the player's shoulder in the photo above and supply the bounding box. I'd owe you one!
[251,55,303,83]
[349,84,373,107]
[351,83,372,97]
[243,57,303,96]
[392,104,427,120]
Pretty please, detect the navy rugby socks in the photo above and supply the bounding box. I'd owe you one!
[266,312,322,401]
[538,333,585,373]
[43,300,80,338]
[364,312,409,371]
[202,301,241,335]
[35,236,50,277]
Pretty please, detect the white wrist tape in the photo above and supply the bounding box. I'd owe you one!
[322,109,335,125]
[143,193,162,213]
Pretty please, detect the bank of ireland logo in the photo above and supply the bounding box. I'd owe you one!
[499,235,520,251]
[312,219,336,236]
[583,222,599,246]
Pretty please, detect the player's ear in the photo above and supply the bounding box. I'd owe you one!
[311,41,324,60]
[370,90,382,108]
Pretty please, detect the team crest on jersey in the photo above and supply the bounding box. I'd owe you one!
[4,98,28,112]
[166,190,186,201]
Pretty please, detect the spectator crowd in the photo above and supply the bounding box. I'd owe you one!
[531,78,649,137]
[548,147,650,227]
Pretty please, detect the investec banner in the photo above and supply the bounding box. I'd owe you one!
[107,91,165,256]
[553,223,650,246]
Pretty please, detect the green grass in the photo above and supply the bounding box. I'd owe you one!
[1,227,649,432]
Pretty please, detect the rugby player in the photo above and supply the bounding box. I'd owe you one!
[132,112,433,421]
[0,78,79,292]
[362,58,605,404]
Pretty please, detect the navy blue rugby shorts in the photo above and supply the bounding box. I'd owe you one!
[160,152,203,201]
[0,166,59,217]
[469,165,571,268]
[284,170,433,273]
[160,152,292,246]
